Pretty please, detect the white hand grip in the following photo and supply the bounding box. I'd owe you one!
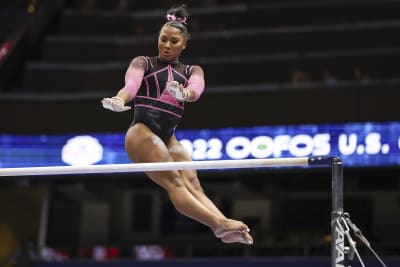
[101,97,131,112]
[166,81,187,101]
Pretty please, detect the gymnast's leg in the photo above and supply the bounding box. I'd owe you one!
[125,124,250,240]
[167,136,227,218]
[167,136,253,244]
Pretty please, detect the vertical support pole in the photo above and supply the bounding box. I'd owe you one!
[307,156,344,267]
[331,158,344,267]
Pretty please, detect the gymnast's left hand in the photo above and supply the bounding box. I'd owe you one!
[101,96,131,112]
[166,81,189,101]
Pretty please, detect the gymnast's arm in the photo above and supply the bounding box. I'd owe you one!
[116,56,147,102]
[102,56,146,112]
[184,65,205,102]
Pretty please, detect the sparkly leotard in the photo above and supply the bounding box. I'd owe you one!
[130,56,193,144]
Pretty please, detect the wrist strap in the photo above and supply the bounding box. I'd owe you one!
[183,89,189,101]
[112,96,125,103]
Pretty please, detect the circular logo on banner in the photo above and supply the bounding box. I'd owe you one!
[62,136,103,166]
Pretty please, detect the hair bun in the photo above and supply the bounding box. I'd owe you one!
[165,4,189,25]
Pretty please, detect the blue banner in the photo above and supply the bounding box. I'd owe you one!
[1,121,400,168]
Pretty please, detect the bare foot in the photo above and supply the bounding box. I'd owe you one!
[221,231,254,245]
[213,219,249,238]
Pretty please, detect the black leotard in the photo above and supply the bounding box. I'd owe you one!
[130,56,193,144]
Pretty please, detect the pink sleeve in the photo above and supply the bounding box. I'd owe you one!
[187,66,205,101]
[120,57,146,101]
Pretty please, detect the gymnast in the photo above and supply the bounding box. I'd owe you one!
[102,4,253,245]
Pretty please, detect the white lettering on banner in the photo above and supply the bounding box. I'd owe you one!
[226,136,251,159]
[226,134,331,159]
[180,130,394,160]
[192,138,208,160]
[338,134,358,155]
[365,133,381,155]
[339,133,385,156]
[314,133,331,156]
[180,138,223,160]
[180,139,193,156]
[206,138,223,159]
[1,121,399,168]
[181,134,332,160]
[273,135,291,157]
[289,134,314,157]
[251,136,274,158]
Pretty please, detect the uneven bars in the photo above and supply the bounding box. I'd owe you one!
[0,157,318,177]
[0,155,345,267]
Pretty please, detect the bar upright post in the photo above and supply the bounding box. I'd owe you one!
[331,158,344,267]
[308,156,344,267]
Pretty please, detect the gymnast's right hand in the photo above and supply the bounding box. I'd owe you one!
[101,96,131,112]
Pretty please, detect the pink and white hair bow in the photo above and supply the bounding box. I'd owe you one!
[166,14,187,25]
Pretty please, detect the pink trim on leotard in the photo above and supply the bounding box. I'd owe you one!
[144,68,168,79]
[144,78,149,96]
[144,56,153,68]
[136,95,184,110]
[167,65,173,82]
[155,75,161,98]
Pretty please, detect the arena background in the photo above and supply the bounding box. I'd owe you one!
[1,0,400,266]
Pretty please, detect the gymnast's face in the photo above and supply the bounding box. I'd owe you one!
[158,26,186,62]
